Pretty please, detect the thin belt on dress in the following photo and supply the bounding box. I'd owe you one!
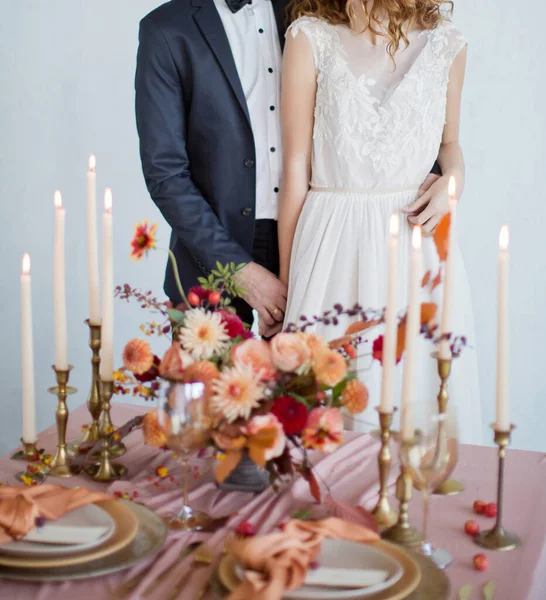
[310,185,421,195]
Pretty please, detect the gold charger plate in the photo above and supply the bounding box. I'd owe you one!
[0,499,139,569]
[218,540,421,600]
[0,500,167,582]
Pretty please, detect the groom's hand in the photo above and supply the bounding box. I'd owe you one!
[236,262,287,330]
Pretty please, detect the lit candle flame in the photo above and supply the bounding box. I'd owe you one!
[499,225,509,250]
[22,253,31,275]
[104,188,112,212]
[89,155,96,171]
[389,213,400,236]
[54,190,62,209]
[412,225,422,249]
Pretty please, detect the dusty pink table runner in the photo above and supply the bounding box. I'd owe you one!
[1,403,545,600]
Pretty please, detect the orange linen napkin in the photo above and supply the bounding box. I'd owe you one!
[0,484,111,545]
[227,517,380,600]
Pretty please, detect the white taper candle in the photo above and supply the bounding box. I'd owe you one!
[401,226,423,440]
[439,176,458,359]
[54,191,68,370]
[21,253,36,443]
[100,188,114,381]
[380,214,400,413]
[87,155,101,324]
[496,225,510,431]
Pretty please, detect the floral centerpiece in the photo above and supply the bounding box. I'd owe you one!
[116,219,459,498]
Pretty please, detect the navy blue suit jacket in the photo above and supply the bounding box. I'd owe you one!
[135,0,289,302]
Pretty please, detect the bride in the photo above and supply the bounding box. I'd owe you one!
[278,0,482,443]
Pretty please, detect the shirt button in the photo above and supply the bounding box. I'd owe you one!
[258,28,264,33]
[274,187,279,193]
[270,147,276,153]
[244,158,254,168]
[241,207,253,217]
[268,67,273,73]
[269,106,275,111]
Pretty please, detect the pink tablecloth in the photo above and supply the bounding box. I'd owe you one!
[1,403,545,600]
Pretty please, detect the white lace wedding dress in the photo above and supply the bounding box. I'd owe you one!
[284,17,482,444]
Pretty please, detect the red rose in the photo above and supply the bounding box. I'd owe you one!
[372,335,401,366]
[271,396,308,435]
[217,309,246,339]
[135,355,161,382]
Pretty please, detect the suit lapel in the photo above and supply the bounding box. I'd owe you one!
[192,0,251,126]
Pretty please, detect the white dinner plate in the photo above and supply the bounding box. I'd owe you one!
[0,504,115,557]
[236,539,403,600]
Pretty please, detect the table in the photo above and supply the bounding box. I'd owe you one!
[1,403,546,600]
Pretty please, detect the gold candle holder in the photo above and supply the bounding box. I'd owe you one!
[14,439,47,485]
[432,353,464,496]
[382,445,423,547]
[95,378,126,459]
[371,407,398,530]
[86,380,128,482]
[69,320,102,454]
[48,366,81,477]
[475,425,520,551]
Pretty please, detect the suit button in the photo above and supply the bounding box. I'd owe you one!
[241,207,253,217]
[244,158,254,168]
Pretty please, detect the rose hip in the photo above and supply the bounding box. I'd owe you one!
[473,500,487,514]
[485,502,498,518]
[473,553,488,571]
[464,520,480,536]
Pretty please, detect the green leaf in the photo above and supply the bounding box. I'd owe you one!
[331,379,348,402]
[167,308,185,324]
[224,297,231,306]
[290,393,309,407]
[236,263,246,271]
[290,509,312,520]
[197,277,208,285]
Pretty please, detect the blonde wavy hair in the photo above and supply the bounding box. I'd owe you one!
[290,0,454,60]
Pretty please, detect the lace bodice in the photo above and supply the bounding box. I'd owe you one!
[287,17,467,189]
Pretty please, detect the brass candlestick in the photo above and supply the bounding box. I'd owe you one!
[14,439,47,485]
[475,425,520,551]
[48,365,81,477]
[86,380,127,482]
[382,446,423,547]
[94,378,126,459]
[371,407,398,530]
[432,353,464,496]
[69,320,102,454]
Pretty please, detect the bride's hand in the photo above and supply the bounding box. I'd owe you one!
[403,173,453,235]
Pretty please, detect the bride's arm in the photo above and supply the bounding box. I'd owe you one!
[278,32,317,286]
[404,46,468,233]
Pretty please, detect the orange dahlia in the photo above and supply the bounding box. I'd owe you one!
[184,360,220,406]
[340,379,369,414]
[313,350,348,387]
[123,339,154,375]
[142,412,168,447]
[130,221,157,261]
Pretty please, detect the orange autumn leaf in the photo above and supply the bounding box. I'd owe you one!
[434,212,451,262]
[431,269,442,291]
[247,428,279,468]
[215,450,243,484]
[345,319,382,336]
[329,335,353,350]
[421,270,431,288]
[420,303,437,326]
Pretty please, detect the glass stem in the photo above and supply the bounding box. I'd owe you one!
[422,489,431,549]
[182,453,190,510]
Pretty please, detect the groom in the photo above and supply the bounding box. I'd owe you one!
[135,0,290,336]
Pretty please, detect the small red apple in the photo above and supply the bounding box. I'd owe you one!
[473,553,489,571]
[485,502,498,518]
[473,500,487,514]
[464,520,480,536]
[188,292,201,307]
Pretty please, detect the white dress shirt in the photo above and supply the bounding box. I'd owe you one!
[213,0,282,220]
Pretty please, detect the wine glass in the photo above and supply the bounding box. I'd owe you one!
[158,381,213,531]
[400,401,459,569]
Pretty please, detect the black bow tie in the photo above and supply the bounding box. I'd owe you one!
[225,0,255,13]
